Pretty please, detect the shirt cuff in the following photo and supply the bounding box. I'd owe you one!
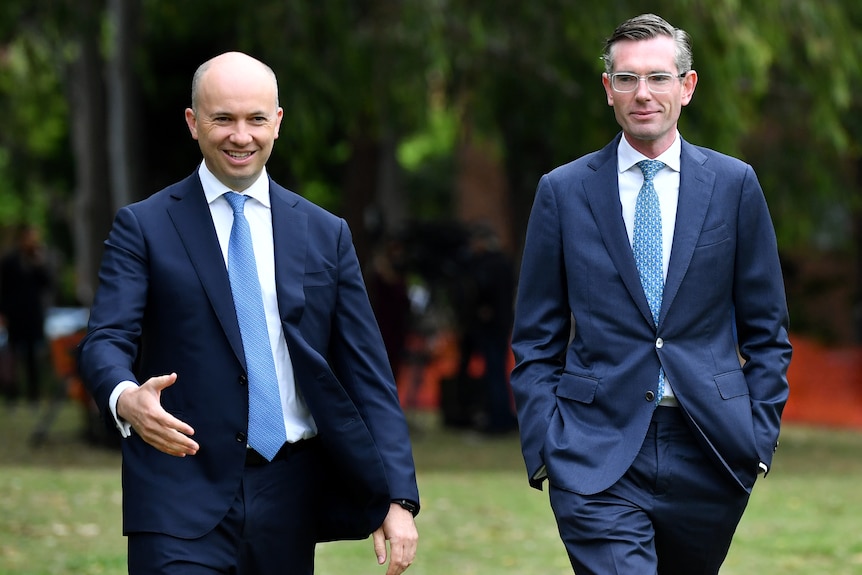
[532,464,548,482]
[109,380,139,438]
[758,462,768,475]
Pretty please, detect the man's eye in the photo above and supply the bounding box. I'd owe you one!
[651,75,671,85]
[616,76,636,85]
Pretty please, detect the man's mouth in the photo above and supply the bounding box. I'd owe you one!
[225,151,253,159]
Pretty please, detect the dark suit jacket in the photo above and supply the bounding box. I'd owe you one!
[511,135,791,495]
[78,171,419,541]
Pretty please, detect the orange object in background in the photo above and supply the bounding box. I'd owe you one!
[396,329,516,413]
[50,330,87,403]
[400,329,862,432]
[784,334,862,429]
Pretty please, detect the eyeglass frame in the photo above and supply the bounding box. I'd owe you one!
[608,72,689,94]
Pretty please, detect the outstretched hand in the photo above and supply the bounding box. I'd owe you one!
[115,373,199,457]
[371,503,418,575]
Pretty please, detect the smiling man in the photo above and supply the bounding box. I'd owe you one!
[510,14,791,574]
[78,52,419,575]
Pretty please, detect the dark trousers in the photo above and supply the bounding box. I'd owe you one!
[1,339,42,402]
[455,330,516,432]
[128,443,320,575]
[478,334,516,432]
[549,407,751,575]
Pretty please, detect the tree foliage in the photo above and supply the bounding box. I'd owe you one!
[0,0,861,329]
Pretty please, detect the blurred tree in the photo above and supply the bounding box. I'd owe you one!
[0,3,77,303]
[423,0,862,251]
[130,1,436,263]
[65,0,113,305]
[106,0,142,211]
[416,0,862,340]
[237,1,436,261]
[0,0,861,339]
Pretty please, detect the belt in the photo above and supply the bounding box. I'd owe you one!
[658,395,679,407]
[245,437,317,467]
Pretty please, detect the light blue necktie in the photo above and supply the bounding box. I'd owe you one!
[224,192,285,461]
[633,160,666,405]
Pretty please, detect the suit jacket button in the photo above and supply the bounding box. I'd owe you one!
[238,374,247,386]
[645,391,656,402]
[236,432,246,443]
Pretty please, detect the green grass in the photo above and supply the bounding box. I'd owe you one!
[1,403,861,574]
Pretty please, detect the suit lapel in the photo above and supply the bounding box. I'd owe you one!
[661,141,714,323]
[166,174,244,362]
[584,138,656,327]
[269,181,308,326]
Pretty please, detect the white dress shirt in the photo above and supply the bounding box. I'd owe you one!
[617,134,682,402]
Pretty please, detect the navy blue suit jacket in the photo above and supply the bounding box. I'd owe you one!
[78,171,419,541]
[511,135,791,495]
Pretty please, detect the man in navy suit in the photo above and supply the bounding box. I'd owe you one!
[511,14,791,574]
[78,51,418,575]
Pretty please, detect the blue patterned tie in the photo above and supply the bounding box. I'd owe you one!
[633,160,666,405]
[224,192,285,461]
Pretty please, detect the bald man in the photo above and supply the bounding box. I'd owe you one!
[78,52,419,575]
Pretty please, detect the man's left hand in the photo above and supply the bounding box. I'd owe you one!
[371,503,418,575]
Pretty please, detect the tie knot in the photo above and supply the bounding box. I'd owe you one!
[637,159,665,182]
[224,191,248,214]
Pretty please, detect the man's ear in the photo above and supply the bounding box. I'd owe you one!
[681,71,698,106]
[273,106,284,140]
[184,108,199,140]
[602,73,616,107]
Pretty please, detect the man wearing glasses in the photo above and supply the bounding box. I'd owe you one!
[511,13,791,574]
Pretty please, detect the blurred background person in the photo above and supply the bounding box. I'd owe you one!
[0,224,53,406]
[367,235,412,381]
[452,224,517,434]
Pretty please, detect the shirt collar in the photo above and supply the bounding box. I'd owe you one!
[198,161,271,208]
[617,132,682,174]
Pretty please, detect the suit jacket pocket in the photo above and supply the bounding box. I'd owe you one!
[695,223,729,248]
[715,370,749,399]
[304,267,336,287]
[555,372,599,404]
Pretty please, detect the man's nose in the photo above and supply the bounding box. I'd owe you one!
[635,77,653,98]
[230,124,254,145]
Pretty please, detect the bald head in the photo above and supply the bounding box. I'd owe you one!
[190,52,279,114]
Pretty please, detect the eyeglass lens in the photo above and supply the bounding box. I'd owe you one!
[612,73,676,93]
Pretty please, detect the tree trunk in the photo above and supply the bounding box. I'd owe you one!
[66,0,112,306]
[854,157,862,343]
[106,0,142,208]
[374,130,407,237]
[343,131,380,267]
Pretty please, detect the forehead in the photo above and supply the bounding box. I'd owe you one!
[611,36,677,73]
[197,66,277,114]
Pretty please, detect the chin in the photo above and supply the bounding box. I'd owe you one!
[629,129,662,143]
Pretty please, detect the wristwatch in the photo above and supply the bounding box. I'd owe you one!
[392,498,419,517]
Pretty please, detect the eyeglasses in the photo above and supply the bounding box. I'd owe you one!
[609,72,687,94]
